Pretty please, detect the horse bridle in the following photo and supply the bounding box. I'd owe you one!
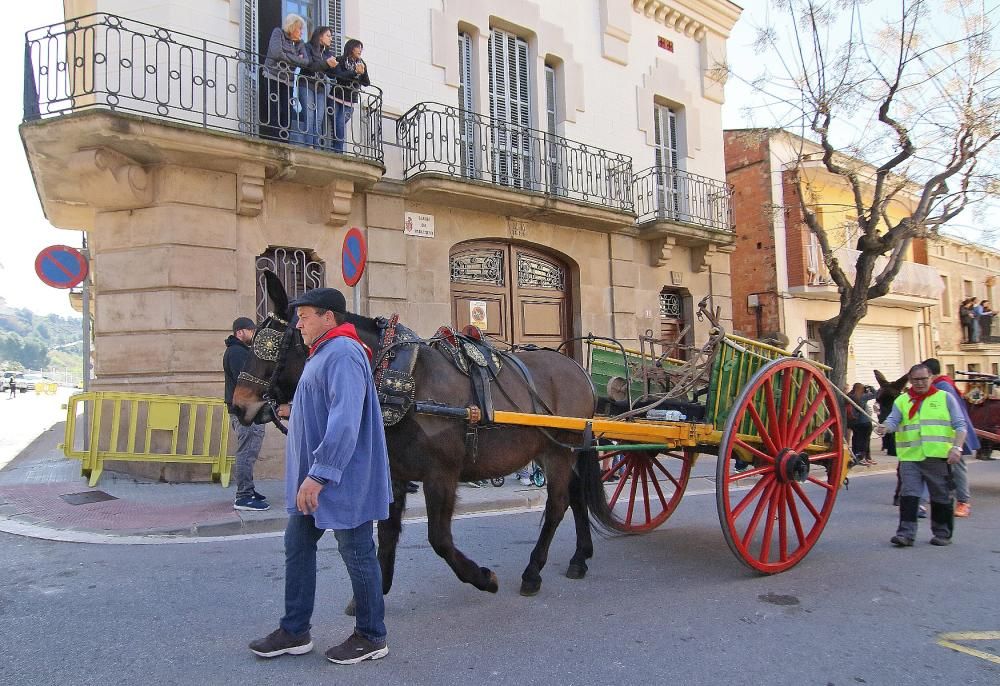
[238,312,297,435]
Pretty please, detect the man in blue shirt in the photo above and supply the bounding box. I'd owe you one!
[249,287,392,665]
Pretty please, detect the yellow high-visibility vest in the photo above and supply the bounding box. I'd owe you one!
[893,390,955,462]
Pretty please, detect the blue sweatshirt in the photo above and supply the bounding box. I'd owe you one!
[284,335,392,530]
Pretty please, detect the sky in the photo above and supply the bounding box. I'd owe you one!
[2,0,995,318]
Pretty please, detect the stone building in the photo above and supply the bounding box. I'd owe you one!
[21,0,741,475]
[927,235,1000,381]
[723,128,944,386]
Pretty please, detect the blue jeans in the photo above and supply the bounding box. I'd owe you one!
[299,80,329,148]
[280,514,386,642]
[230,416,264,499]
[332,101,354,152]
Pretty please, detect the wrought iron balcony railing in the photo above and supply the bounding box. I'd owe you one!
[396,102,634,212]
[22,13,383,163]
[633,166,734,232]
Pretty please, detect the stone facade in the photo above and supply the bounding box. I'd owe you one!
[23,1,742,480]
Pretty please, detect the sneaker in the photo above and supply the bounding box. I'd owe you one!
[235,496,271,511]
[325,631,389,664]
[890,535,914,547]
[917,505,927,519]
[734,463,753,474]
[955,502,971,518]
[251,489,267,501]
[249,627,313,658]
[465,481,482,488]
[405,481,419,494]
[929,536,952,546]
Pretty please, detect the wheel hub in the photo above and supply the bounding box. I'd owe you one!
[776,448,810,483]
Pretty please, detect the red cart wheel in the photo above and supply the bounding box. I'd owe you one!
[717,358,844,574]
[602,448,694,532]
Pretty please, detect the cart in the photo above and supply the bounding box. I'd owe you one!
[492,299,847,574]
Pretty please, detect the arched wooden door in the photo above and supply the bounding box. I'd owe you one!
[450,242,571,350]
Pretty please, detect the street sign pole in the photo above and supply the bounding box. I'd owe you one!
[81,236,91,393]
[354,281,361,315]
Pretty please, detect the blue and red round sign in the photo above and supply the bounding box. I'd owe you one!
[35,245,88,289]
[342,227,367,287]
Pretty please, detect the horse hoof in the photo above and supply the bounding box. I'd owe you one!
[519,579,541,596]
[344,597,356,617]
[566,563,588,580]
[484,568,499,594]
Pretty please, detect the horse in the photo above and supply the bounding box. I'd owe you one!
[230,271,618,605]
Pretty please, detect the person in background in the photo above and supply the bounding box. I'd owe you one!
[262,14,313,143]
[923,358,976,517]
[330,39,370,153]
[876,363,966,547]
[224,317,269,512]
[299,26,339,148]
[959,297,975,344]
[846,383,876,466]
[976,300,994,341]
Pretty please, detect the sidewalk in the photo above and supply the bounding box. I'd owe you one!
[0,416,549,541]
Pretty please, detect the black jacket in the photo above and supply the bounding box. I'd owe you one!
[331,57,371,103]
[223,335,251,412]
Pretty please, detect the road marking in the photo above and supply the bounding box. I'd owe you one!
[936,632,1000,665]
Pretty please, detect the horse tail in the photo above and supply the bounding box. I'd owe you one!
[574,446,625,535]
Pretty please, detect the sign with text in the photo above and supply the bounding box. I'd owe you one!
[404,212,435,238]
[469,300,488,329]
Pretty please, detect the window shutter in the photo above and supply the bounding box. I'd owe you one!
[458,32,476,177]
[240,0,259,136]
[653,104,680,217]
[545,65,562,195]
[488,28,531,188]
[324,0,344,52]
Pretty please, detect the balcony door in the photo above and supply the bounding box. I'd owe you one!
[450,242,570,351]
[488,29,533,190]
[653,104,680,220]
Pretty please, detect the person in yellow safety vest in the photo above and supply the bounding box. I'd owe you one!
[875,363,967,547]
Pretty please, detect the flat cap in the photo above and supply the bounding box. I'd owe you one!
[232,317,256,332]
[290,287,348,313]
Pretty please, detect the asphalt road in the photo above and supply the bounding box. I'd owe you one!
[1,466,998,686]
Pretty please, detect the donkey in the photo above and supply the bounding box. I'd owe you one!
[231,271,618,604]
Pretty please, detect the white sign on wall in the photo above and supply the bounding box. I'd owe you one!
[469,300,488,329]
[404,212,435,238]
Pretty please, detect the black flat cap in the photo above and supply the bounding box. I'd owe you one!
[232,317,256,332]
[290,287,348,313]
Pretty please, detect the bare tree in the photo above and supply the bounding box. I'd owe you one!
[731,0,1000,386]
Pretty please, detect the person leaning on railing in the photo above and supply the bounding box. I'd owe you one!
[262,14,313,143]
[299,26,340,149]
[329,39,371,153]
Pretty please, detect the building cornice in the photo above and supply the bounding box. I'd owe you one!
[632,0,743,40]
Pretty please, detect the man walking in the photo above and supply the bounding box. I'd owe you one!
[922,358,976,517]
[249,288,392,665]
[876,363,966,547]
[224,317,269,512]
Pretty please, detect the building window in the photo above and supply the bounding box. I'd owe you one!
[488,28,532,189]
[993,363,999,376]
[969,363,980,373]
[947,363,956,378]
[458,31,477,178]
[653,103,681,219]
[255,247,326,321]
[543,63,566,197]
[940,274,952,318]
[963,279,975,298]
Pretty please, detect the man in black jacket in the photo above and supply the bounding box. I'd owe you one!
[224,317,269,511]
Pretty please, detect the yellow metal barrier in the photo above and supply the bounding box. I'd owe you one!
[35,382,58,395]
[61,392,232,487]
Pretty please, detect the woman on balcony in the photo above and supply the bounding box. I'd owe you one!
[959,297,976,344]
[329,39,370,153]
[300,27,339,148]
[975,300,994,342]
[262,14,312,143]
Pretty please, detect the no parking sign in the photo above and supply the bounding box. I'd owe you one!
[342,227,367,287]
[35,245,88,289]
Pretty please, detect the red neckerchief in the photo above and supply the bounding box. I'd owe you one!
[906,385,939,419]
[933,374,960,395]
[308,323,373,363]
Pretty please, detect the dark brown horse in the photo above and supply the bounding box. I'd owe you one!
[231,272,616,604]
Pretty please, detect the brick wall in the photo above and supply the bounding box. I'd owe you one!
[724,131,781,337]
[781,170,809,289]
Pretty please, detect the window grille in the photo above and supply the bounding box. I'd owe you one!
[255,247,326,321]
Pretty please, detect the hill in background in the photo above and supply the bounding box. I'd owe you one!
[0,296,83,375]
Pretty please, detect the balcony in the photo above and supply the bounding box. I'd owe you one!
[632,166,735,242]
[21,13,385,227]
[395,102,634,232]
[797,244,944,306]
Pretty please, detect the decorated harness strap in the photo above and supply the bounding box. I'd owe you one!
[374,314,420,427]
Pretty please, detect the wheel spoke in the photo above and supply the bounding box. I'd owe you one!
[640,463,652,525]
[740,479,777,549]
[787,388,824,449]
[796,416,836,453]
[731,474,772,519]
[606,461,631,508]
[805,476,835,491]
[747,402,779,456]
[758,484,779,563]
[733,438,776,465]
[786,372,811,444]
[645,461,671,511]
[785,483,807,547]
[625,463,641,526]
[763,377,781,448]
[777,366,795,444]
[790,481,822,520]
[650,455,683,488]
[777,486,788,561]
[807,451,838,463]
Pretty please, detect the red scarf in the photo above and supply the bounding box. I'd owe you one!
[308,323,373,363]
[932,374,960,395]
[905,385,938,419]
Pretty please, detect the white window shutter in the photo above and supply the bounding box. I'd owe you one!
[324,0,344,51]
[240,0,259,136]
[458,32,476,178]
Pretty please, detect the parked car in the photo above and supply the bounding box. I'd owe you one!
[18,374,50,392]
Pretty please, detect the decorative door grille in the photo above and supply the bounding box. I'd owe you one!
[255,247,325,321]
[450,249,505,286]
